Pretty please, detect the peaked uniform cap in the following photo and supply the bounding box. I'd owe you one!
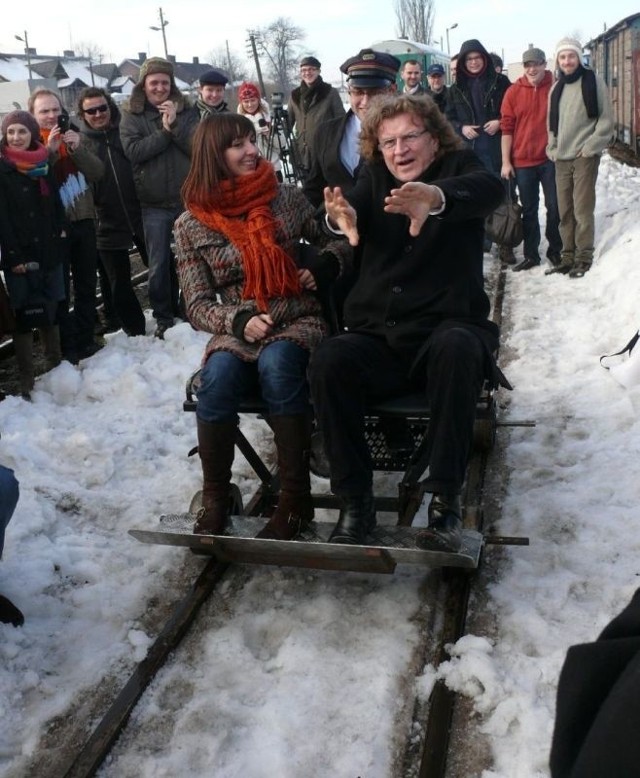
[340,49,400,88]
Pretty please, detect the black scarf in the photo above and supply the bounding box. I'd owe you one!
[299,76,325,112]
[549,65,599,136]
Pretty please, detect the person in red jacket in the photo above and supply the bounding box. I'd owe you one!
[500,47,562,271]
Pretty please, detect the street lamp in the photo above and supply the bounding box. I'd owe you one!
[149,7,169,59]
[15,31,33,81]
[446,23,458,55]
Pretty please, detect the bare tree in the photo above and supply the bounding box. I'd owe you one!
[252,17,305,94]
[208,44,249,85]
[394,0,435,44]
[73,41,109,64]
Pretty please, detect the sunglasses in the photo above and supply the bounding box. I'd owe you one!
[83,104,109,115]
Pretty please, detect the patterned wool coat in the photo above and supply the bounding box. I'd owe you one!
[174,184,350,364]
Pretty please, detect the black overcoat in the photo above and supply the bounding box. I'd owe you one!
[344,148,503,375]
[303,112,359,208]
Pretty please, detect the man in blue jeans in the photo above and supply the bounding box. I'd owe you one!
[0,465,23,627]
[500,47,562,271]
[120,57,199,338]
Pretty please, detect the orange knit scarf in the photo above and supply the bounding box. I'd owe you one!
[187,159,301,311]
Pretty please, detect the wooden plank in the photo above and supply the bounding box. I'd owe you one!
[129,514,483,572]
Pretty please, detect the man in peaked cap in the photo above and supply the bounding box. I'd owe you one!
[120,57,199,338]
[197,68,230,118]
[303,47,400,330]
[303,48,400,208]
[289,54,345,180]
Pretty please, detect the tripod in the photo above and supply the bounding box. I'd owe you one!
[266,103,303,185]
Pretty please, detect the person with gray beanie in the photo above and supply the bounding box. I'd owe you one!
[546,38,613,278]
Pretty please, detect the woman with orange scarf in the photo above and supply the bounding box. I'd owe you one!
[175,114,350,540]
[0,111,66,399]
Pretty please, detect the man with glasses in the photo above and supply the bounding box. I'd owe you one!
[78,87,146,336]
[310,94,505,552]
[303,48,400,208]
[500,47,562,271]
[289,56,345,181]
[446,39,513,262]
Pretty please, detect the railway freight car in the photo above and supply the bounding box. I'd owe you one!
[588,12,640,154]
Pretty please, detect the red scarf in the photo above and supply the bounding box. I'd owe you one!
[187,159,301,311]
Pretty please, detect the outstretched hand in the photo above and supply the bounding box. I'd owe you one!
[323,186,359,246]
[384,182,443,237]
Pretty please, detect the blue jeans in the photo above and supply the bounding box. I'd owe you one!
[142,206,181,326]
[515,161,562,260]
[0,466,19,558]
[196,342,311,423]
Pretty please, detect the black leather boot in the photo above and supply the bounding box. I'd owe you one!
[193,418,237,535]
[415,493,463,552]
[329,492,376,545]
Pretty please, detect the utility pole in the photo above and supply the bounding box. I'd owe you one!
[14,31,33,81]
[149,7,169,59]
[246,33,266,97]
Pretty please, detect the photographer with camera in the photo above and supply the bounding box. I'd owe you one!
[236,82,283,181]
[28,88,104,363]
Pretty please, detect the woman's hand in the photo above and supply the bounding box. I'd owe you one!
[298,269,317,290]
[324,186,359,246]
[12,264,27,275]
[384,182,442,237]
[244,313,274,343]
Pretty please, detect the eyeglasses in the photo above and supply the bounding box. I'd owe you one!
[83,104,109,115]
[348,87,388,98]
[524,61,545,68]
[378,129,428,151]
[466,55,483,62]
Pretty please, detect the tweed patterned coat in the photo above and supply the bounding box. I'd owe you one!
[174,184,350,364]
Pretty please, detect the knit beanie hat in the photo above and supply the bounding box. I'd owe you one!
[1,110,41,144]
[555,38,582,63]
[138,56,174,84]
[238,82,261,101]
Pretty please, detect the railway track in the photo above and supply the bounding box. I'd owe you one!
[11,258,523,777]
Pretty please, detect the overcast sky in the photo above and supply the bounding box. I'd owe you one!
[2,0,638,84]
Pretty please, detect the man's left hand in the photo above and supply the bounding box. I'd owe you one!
[384,182,443,237]
[63,129,80,151]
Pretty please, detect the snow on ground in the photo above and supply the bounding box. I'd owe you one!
[0,152,639,776]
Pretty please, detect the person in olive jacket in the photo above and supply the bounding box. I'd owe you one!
[119,57,199,339]
[310,94,505,552]
[78,87,146,336]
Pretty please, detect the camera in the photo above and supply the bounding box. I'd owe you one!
[57,114,70,133]
[271,92,284,109]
